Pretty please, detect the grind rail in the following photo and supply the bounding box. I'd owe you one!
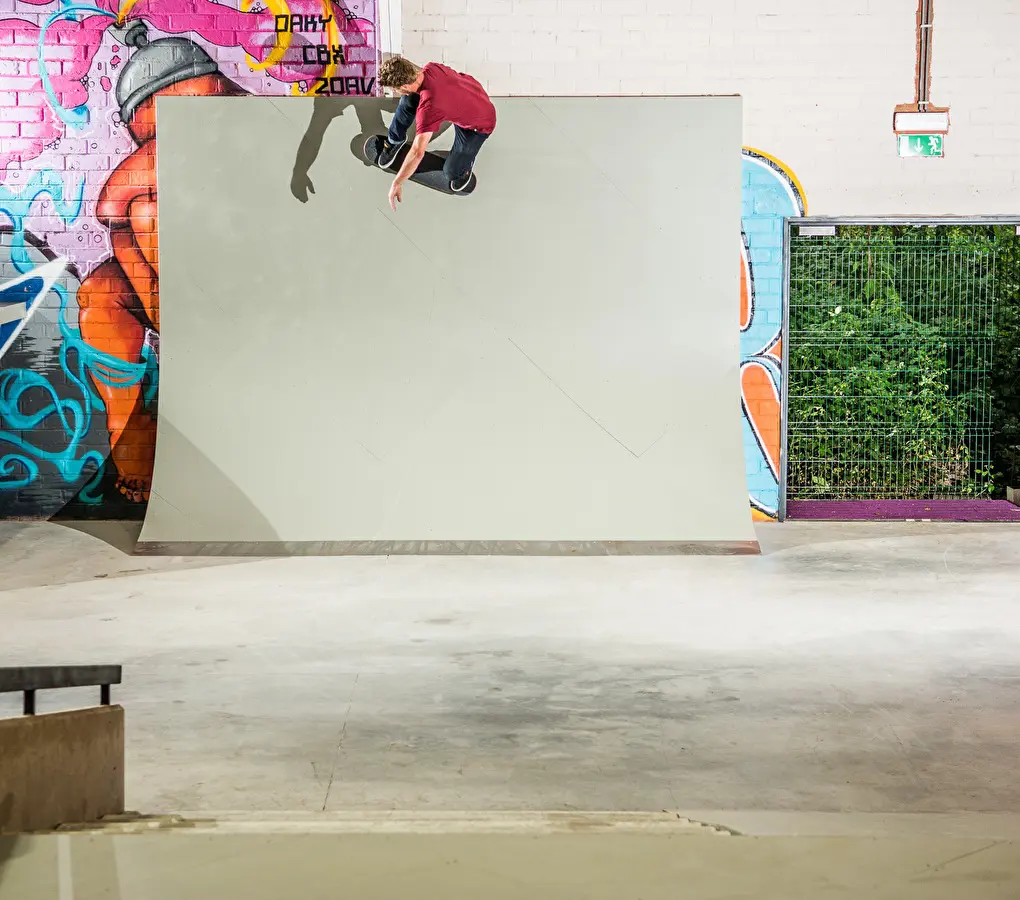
[0,665,121,716]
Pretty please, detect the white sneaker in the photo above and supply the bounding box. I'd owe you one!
[450,170,473,192]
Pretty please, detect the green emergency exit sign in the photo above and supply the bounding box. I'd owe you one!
[898,133,944,158]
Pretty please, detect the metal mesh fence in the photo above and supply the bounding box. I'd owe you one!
[786,224,999,500]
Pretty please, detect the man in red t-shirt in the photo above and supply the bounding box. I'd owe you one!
[376,56,496,208]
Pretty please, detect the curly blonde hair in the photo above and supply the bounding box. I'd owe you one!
[378,56,421,89]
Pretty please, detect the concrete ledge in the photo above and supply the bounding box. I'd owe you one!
[73,810,1020,840]
[2,829,1019,900]
[0,706,125,833]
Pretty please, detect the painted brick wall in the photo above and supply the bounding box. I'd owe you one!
[0,0,378,517]
[3,0,1015,522]
[399,0,1018,519]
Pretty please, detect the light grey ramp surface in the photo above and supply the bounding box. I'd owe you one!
[140,95,753,553]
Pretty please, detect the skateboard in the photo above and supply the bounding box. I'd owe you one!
[363,135,477,196]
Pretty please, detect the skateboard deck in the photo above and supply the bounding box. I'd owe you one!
[363,135,477,196]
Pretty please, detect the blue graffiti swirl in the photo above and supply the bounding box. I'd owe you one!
[0,171,158,502]
[0,369,105,490]
[37,2,118,129]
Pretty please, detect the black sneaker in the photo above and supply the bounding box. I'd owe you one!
[450,169,473,192]
[378,138,404,169]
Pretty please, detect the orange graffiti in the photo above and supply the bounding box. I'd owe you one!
[740,362,781,480]
[76,72,246,503]
[739,248,751,330]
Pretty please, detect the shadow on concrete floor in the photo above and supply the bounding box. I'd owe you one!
[0,520,255,593]
[55,520,143,556]
[0,836,35,894]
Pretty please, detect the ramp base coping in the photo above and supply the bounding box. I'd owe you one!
[133,540,761,557]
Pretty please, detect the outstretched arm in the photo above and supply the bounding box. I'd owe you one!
[394,131,432,184]
[389,131,433,209]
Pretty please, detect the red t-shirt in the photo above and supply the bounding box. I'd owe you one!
[415,62,496,136]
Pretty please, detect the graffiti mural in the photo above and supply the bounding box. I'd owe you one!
[740,147,806,521]
[0,0,377,517]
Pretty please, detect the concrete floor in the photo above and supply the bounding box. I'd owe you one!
[1,519,1018,817]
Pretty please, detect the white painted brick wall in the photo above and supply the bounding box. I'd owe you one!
[400,0,1020,215]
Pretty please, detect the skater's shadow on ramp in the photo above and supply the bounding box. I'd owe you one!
[290,95,452,202]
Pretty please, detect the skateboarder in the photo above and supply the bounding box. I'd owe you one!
[376,56,496,208]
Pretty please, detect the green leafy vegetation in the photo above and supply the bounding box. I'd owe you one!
[787,224,1019,500]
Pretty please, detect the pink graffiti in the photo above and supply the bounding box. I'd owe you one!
[1,0,376,172]
[96,0,374,85]
[0,15,111,170]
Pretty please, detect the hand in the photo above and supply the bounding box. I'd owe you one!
[388,180,402,210]
[290,172,314,203]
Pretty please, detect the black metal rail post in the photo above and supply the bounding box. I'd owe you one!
[0,666,122,716]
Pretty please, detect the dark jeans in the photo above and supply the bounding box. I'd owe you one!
[387,93,489,182]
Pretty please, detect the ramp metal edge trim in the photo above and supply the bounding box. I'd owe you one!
[133,540,762,557]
